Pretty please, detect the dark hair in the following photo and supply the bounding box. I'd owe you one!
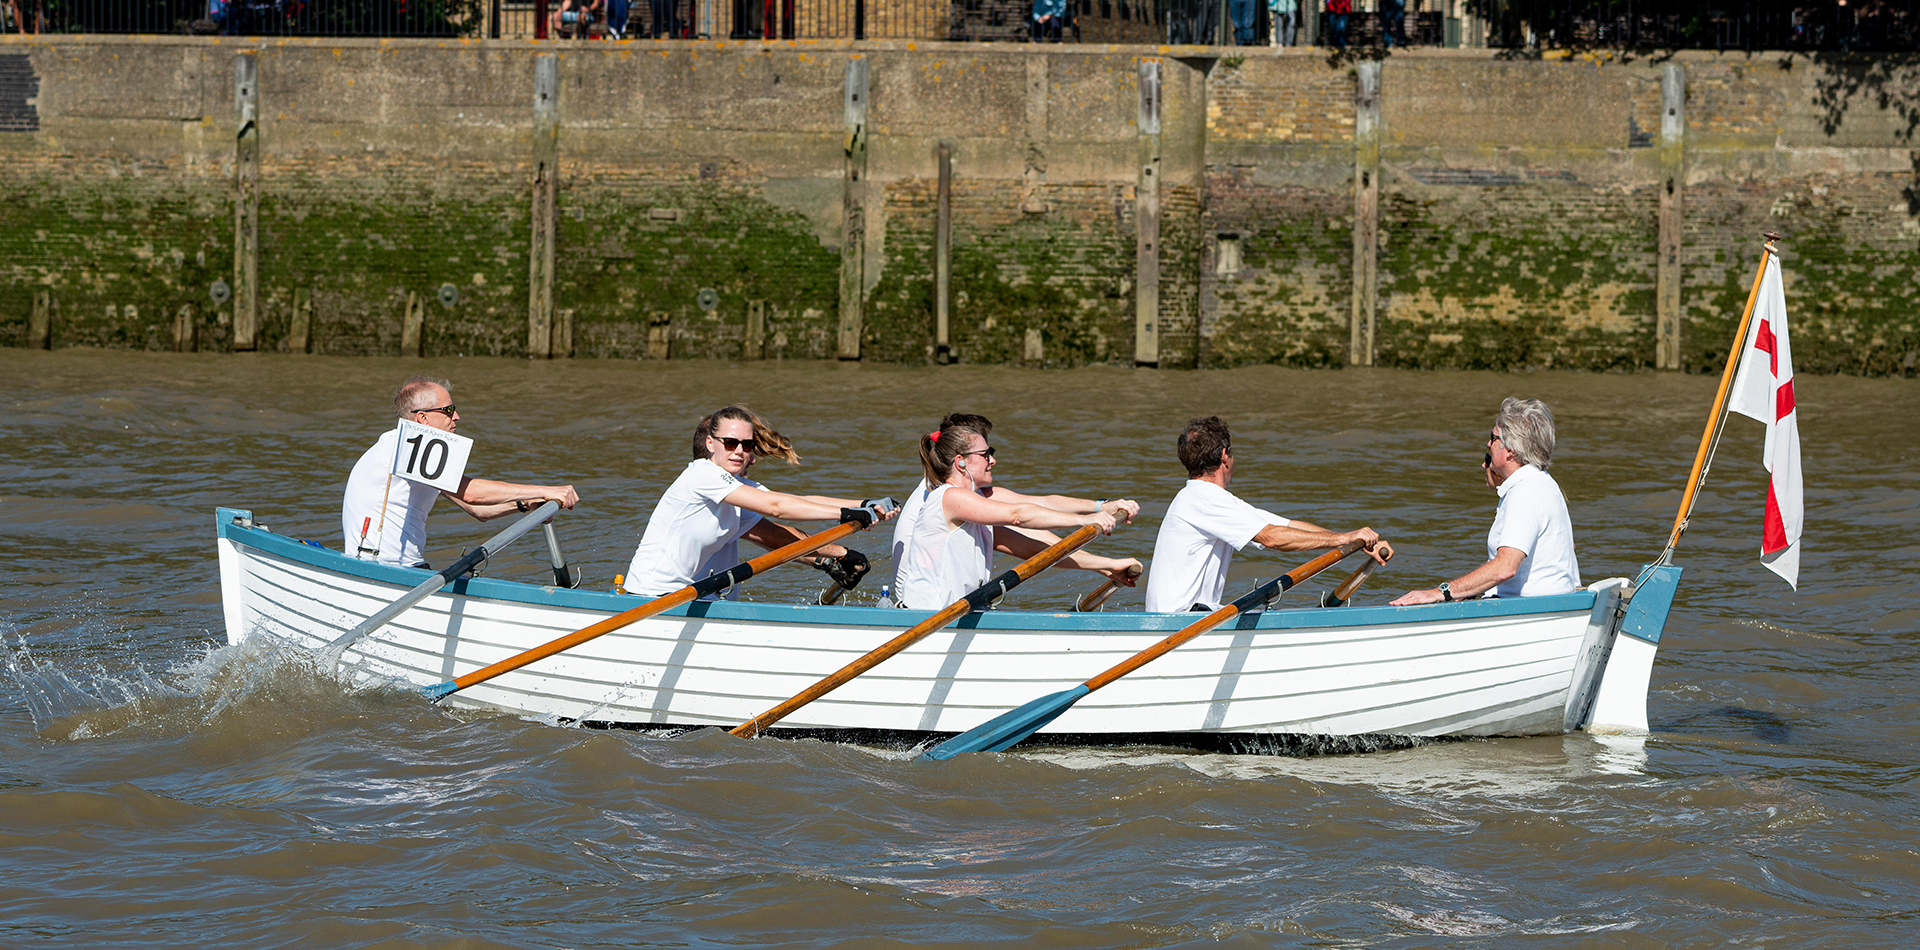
[918,413,994,484]
[1177,416,1233,477]
[692,405,800,466]
[392,375,451,418]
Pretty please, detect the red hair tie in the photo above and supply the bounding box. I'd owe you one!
[928,430,942,442]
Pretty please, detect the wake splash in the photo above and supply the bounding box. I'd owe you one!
[3,632,416,742]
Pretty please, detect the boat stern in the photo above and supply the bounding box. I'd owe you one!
[1584,565,1683,735]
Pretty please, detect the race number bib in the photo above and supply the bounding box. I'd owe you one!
[390,418,473,492]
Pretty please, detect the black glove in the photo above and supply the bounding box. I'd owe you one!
[860,496,900,513]
[813,549,871,590]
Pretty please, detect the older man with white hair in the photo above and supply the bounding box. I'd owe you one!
[1391,398,1580,605]
[342,375,579,568]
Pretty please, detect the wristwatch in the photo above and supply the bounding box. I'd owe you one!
[1438,582,1454,602]
[514,499,530,513]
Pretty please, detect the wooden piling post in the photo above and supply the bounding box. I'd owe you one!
[1350,60,1381,368]
[1656,63,1686,371]
[744,299,766,360]
[28,290,51,349]
[288,288,312,353]
[838,57,869,362]
[232,52,260,352]
[647,312,672,360]
[1023,327,1044,366]
[1134,58,1162,368]
[528,54,559,360]
[553,307,574,358]
[402,292,425,357]
[173,304,198,352]
[935,141,952,365]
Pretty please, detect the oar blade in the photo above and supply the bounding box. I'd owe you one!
[919,685,1091,760]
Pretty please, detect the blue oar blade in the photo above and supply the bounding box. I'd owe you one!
[422,681,457,702]
[919,685,1092,761]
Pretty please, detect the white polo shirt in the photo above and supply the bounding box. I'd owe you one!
[342,426,441,567]
[1487,464,1580,598]
[1144,480,1290,613]
[624,459,768,598]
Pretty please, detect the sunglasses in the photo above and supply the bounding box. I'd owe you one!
[415,404,457,418]
[1487,431,1502,444]
[957,447,997,460]
[713,437,760,453]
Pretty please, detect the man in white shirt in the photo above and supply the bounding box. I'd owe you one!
[342,375,579,567]
[1391,397,1580,605]
[1144,417,1392,613]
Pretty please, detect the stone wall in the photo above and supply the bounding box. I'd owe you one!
[2,38,1916,375]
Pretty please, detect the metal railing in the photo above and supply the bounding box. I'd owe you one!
[4,0,1912,49]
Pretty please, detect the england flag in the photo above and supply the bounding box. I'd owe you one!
[1726,253,1803,589]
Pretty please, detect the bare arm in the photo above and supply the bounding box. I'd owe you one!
[945,487,1118,533]
[986,487,1141,521]
[740,519,852,560]
[991,527,1142,583]
[1251,522,1392,564]
[1389,547,1525,606]
[723,486,883,523]
[442,477,579,522]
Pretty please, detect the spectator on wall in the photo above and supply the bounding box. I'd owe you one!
[1032,0,1067,42]
[649,0,678,36]
[1270,0,1297,46]
[606,0,630,37]
[1229,0,1257,44]
[1325,0,1349,48]
[1381,0,1405,46]
[550,0,605,37]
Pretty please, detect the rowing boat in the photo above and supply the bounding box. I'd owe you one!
[214,506,1676,749]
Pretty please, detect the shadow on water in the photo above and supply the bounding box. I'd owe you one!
[1660,705,1796,744]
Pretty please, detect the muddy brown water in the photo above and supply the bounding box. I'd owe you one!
[3,349,1917,948]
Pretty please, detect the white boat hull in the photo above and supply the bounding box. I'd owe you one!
[216,508,1660,747]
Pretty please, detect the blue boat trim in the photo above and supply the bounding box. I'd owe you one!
[218,511,1598,632]
[1620,564,1682,644]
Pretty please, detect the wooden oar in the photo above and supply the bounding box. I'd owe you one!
[1074,564,1142,612]
[920,541,1365,760]
[729,523,1104,739]
[1320,559,1379,608]
[327,500,559,661]
[422,509,885,702]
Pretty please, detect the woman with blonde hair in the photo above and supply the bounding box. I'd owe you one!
[624,406,893,599]
[890,413,1142,610]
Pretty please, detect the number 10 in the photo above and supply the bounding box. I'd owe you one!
[405,433,449,480]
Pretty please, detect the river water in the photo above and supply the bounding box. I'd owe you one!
[3,349,1916,948]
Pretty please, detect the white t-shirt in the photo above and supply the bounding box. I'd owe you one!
[1487,464,1580,598]
[891,483,995,610]
[889,477,931,574]
[624,459,768,598]
[1143,480,1290,613]
[342,426,443,567]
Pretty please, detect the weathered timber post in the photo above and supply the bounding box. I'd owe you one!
[1656,63,1686,371]
[528,54,560,360]
[838,57,869,361]
[553,308,574,357]
[28,291,51,349]
[647,312,672,360]
[232,52,260,352]
[935,141,952,364]
[288,288,312,353]
[1134,58,1162,368]
[401,292,425,357]
[745,299,766,360]
[1350,60,1381,368]
[173,304,198,352]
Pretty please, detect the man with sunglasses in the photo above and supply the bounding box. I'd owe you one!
[342,375,579,567]
[1144,416,1391,613]
[1390,398,1579,605]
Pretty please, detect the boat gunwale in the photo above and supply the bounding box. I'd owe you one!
[217,507,1600,633]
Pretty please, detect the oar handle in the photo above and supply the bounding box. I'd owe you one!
[729,522,1104,738]
[425,518,868,701]
[1075,564,1142,612]
[1323,558,1380,608]
[1083,542,1358,693]
[330,500,560,652]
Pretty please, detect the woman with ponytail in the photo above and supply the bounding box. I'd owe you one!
[889,413,1142,610]
[623,406,894,599]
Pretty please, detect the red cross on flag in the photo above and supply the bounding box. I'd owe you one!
[1725,253,1803,589]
